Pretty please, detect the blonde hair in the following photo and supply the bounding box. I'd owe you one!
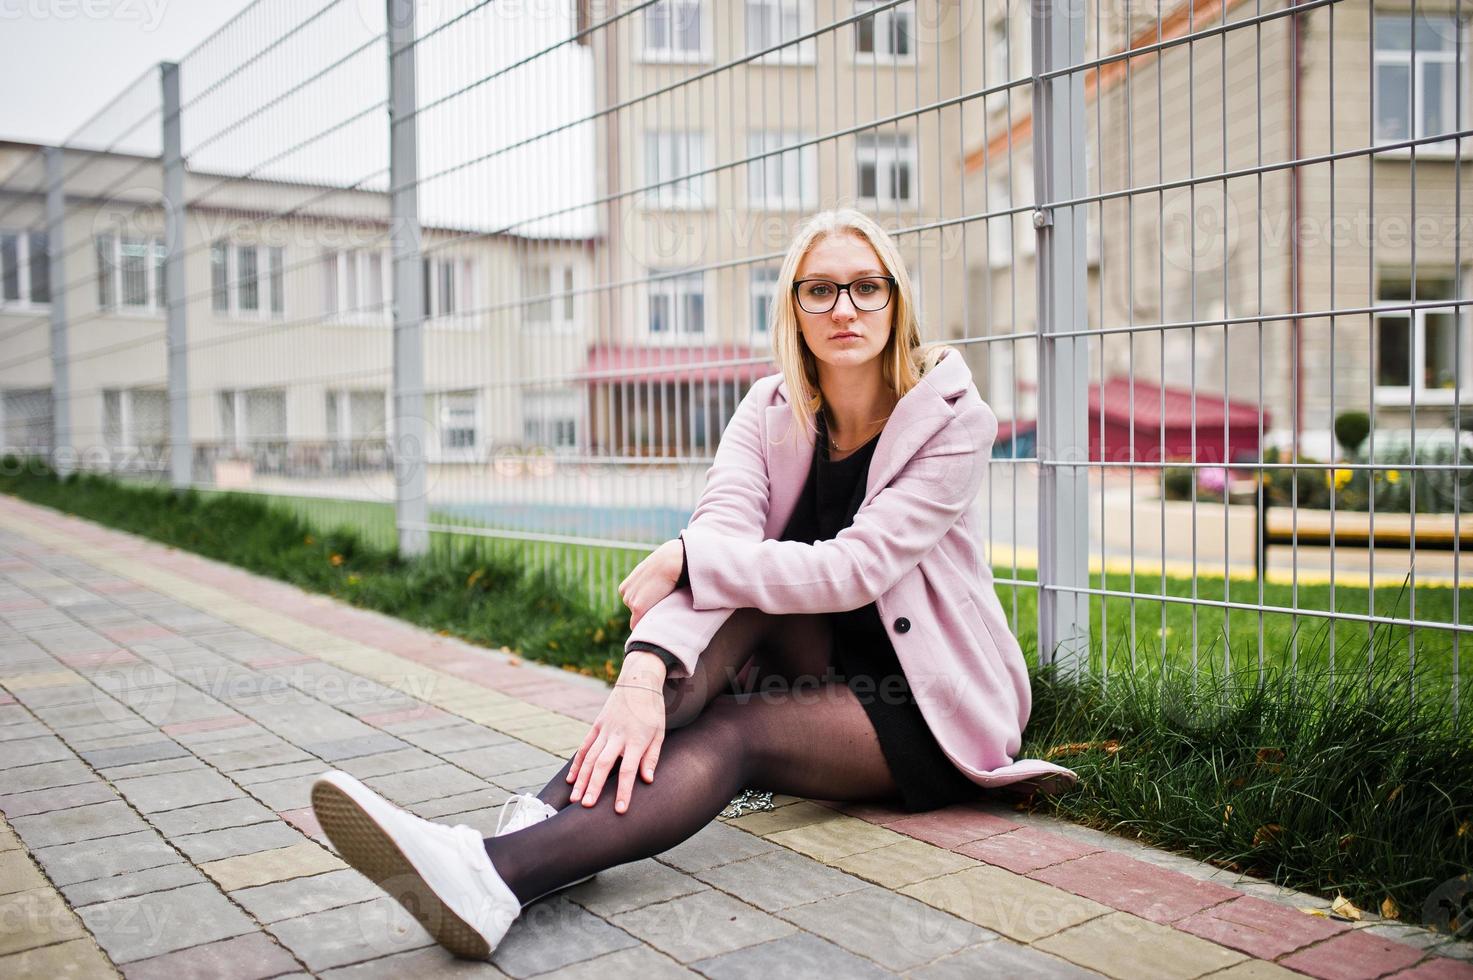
[767,208,951,446]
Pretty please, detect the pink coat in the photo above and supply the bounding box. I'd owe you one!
[625,346,1079,792]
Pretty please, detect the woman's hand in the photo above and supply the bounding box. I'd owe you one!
[566,651,667,814]
[618,538,684,630]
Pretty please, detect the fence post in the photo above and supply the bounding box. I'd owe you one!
[161,61,191,491]
[388,0,428,558]
[45,147,72,479]
[1032,0,1091,679]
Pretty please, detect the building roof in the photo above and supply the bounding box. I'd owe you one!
[1089,376,1268,430]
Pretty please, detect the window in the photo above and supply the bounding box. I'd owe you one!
[1374,273,1466,403]
[209,241,285,319]
[749,267,779,337]
[325,389,387,442]
[523,262,578,328]
[521,389,580,453]
[95,233,165,313]
[746,131,818,210]
[648,270,705,340]
[856,132,916,206]
[854,0,913,60]
[432,390,479,456]
[987,176,1013,268]
[323,249,391,322]
[644,130,710,210]
[422,255,475,321]
[0,229,50,306]
[1374,12,1467,148]
[746,0,813,62]
[218,388,287,450]
[103,388,168,450]
[1,388,51,451]
[643,0,703,60]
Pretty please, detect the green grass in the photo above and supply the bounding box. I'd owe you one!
[5,459,1470,936]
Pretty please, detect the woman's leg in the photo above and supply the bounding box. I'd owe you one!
[529,608,828,809]
[483,680,896,906]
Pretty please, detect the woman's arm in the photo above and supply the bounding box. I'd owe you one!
[680,378,776,542]
[679,402,993,615]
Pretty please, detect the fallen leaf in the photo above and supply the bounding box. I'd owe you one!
[1458,820,1470,838]
[1252,823,1283,847]
[507,656,521,666]
[1300,907,1329,918]
[1222,804,1233,827]
[1338,833,1355,851]
[1381,896,1400,920]
[1330,894,1363,921]
[1387,784,1404,804]
[1256,747,1286,766]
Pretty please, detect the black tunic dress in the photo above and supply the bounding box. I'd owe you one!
[777,411,984,813]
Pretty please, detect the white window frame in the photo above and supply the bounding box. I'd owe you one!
[325,388,389,442]
[1373,270,1470,405]
[217,387,289,452]
[96,232,165,315]
[1373,12,1469,157]
[645,269,706,344]
[103,387,169,451]
[431,389,481,461]
[643,130,711,211]
[0,388,52,451]
[323,248,391,324]
[856,131,916,208]
[746,0,815,64]
[521,388,582,455]
[0,228,50,309]
[853,0,915,63]
[210,241,285,320]
[522,261,580,332]
[746,131,818,211]
[748,266,780,339]
[639,0,708,63]
[422,254,477,327]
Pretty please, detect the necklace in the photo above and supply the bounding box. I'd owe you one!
[823,407,892,453]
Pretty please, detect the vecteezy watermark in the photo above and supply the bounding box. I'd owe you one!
[0,0,168,31]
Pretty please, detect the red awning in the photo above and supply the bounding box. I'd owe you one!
[1087,377,1268,430]
[581,345,779,385]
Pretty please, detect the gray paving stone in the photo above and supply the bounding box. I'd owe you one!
[694,848,870,912]
[409,789,507,820]
[907,940,1110,979]
[397,723,513,755]
[363,764,490,805]
[60,862,209,909]
[245,774,315,811]
[300,733,410,762]
[656,821,779,874]
[149,797,278,838]
[173,820,305,862]
[33,829,182,886]
[77,881,256,963]
[229,759,325,786]
[265,897,436,971]
[201,742,314,772]
[2,758,95,794]
[116,768,243,813]
[62,721,160,746]
[116,929,303,980]
[0,779,116,818]
[691,932,898,980]
[442,742,561,779]
[232,868,385,924]
[10,800,148,848]
[9,682,98,708]
[0,734,74,768]
[318,944,506,978]
[333,748,443,781]
[518,944,696,980]
[563,858,708,917]
[98,755,208,781]
[610,889,796,963]
[490,894,639,978]
[774,886,996,972]
[0,722,51,744]
[491,766,568,797]
[80,739,191,769]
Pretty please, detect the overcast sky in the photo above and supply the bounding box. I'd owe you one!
[0,0,596,237]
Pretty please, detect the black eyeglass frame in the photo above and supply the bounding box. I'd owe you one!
[791,275,898,314]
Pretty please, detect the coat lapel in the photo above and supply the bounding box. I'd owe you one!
[763,348,970,524]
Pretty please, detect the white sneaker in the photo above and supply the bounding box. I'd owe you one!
[311,770,521,960]
[492,792,596,901]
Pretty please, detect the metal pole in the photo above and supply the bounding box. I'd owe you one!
[44,147,71,478]
[1033,0,1091,678]
[161,61,190,490]
[389,0,428,558]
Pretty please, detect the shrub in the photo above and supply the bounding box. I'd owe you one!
[1334,411,1371,457]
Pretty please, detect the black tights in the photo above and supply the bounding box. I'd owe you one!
[481,608,901,906]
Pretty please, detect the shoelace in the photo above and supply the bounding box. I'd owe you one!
[494,793,550,836]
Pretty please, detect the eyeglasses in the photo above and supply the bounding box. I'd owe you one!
[792,276,896,314]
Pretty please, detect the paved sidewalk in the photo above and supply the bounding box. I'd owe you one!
[0,494,1469,980]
